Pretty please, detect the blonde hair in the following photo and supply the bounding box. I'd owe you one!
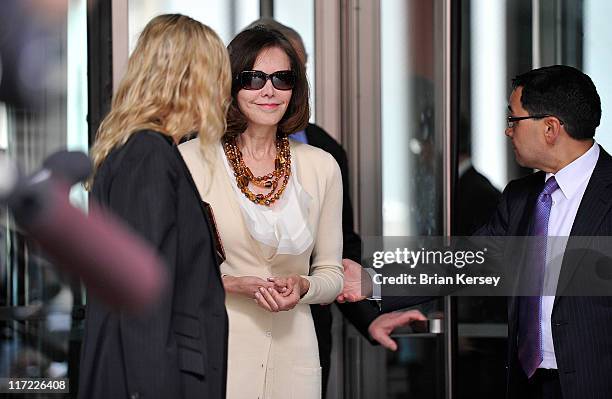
[88,14,230,186]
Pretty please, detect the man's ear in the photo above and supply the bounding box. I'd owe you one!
[544,117,562,144]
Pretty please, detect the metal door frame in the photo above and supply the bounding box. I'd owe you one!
[314,0,458,398]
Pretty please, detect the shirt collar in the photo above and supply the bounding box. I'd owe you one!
[545,141,599,200]
[290,130,308,144]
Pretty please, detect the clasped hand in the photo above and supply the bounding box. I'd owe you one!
[222,275,307,312]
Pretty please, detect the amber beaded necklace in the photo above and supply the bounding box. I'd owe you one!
[223,134,291,207]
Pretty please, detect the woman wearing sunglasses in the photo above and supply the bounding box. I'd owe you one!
[180,26,343,399]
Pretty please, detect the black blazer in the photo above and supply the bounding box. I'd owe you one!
[78,131,228,399]
[383,146,612,399]
[454,166,501,236]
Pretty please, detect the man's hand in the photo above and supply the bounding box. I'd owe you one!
[368,310,427,351]
[336,258,371,303]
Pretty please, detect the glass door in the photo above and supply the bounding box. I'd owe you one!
[345,0,455,398]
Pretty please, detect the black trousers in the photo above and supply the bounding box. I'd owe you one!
[311,304,332,399]
[526,369,563,399]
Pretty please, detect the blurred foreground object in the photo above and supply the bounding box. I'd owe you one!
[0,0,89,109]
[0,150,166,312]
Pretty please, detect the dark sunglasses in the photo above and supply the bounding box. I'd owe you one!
[236,70,295,91]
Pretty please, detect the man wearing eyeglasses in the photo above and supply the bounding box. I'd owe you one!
[340,65,612,399]
[497,64,611,399]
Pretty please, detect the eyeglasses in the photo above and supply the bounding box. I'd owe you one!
[236,70,295,91]
[507,114,564,128]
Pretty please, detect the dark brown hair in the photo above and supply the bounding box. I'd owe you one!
[225,26,309,137]
[512,65,601,140]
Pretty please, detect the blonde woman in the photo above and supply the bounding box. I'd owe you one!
[78,14,231,399]
[180,26,343,399]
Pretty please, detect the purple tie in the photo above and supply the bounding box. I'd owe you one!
[518,176,559,378]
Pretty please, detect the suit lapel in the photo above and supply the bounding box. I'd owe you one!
[519,178,544,236]
[554,147,612,306]
[567,148,612,236]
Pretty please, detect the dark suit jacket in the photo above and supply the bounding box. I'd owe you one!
[382,145,612,399]
[303,123,380,392]
[78,131,228,399]
[454,165,501,236]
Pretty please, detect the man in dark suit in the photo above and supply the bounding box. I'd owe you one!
[340,65,612,399]
[479,65,611,399]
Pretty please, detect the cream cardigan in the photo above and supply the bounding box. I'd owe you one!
[179,138,343,399]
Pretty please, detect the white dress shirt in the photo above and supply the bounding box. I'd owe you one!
[539,142,599,369]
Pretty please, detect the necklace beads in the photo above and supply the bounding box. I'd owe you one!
[223,134,291,207]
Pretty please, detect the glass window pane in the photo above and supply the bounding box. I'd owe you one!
[0,103,7,150]
[470,0,507,190]
[128,0,260,48]
[381,0,442,236]
[585,0,612,152]
[274,0,315,121]
[68,0,89,210]
[380,1,445,397]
